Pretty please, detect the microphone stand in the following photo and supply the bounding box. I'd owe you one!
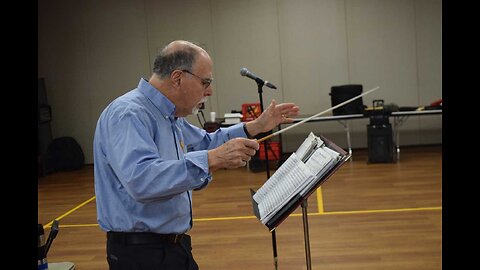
[254,81,278,270]
[255,82,271,179]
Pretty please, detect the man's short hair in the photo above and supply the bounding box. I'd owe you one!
[152,44,198,78]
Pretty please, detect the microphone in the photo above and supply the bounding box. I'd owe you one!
[240,68,277,89]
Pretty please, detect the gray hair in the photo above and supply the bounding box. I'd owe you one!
[152,42,200,78]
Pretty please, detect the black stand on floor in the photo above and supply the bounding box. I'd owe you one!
[247,78,278,269]
[250,136,351,270]
[255,81,271,180]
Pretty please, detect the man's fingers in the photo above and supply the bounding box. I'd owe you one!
[270,99,276,107]
[245,147,256,157]
[240,154,252,162]
[278,104,300,115]
[243,138,259,150]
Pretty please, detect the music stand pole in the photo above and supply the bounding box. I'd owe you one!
[272,229,278,269]
[301,199,312,270]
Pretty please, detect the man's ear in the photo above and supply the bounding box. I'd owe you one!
[170,70,182,87]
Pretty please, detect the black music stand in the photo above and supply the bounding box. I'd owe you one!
[250,135,351,270]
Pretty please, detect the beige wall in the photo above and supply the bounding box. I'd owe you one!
[38,0,442,163]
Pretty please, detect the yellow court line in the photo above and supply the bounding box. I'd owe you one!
[195,206,442,221]
[306,206,442,216]
[194,215,256,222]
[60,223,100,228]
[44,196,96,229]
[316,187,324,214]
[51,205,442,228]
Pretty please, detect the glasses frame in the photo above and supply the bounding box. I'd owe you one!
[181,69,213,89]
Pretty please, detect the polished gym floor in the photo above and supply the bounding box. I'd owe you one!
[38,145,442,270]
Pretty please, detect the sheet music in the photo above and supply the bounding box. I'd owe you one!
[323,145,341,161]
[256,153,314,224]
[253,153,312,204]
[300,147,335,195]
[295,132,319,162]
[253,132,344,225]
[253,152,300,203]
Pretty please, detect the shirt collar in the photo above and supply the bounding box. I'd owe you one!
[137,78,176,118]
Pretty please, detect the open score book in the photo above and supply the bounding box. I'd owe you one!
[251,132,350,228]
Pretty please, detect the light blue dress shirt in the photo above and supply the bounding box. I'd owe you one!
[94,78,247,234]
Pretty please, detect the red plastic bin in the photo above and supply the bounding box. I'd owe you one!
[242,103,261,121]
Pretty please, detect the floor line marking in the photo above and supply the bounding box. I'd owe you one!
[43,196,96,229]
[51,205,441,228]
[316,187,325,214]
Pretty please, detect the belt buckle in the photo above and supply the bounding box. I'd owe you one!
[173,234,182,244]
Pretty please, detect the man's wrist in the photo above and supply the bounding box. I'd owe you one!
[243,123,254,139]
[207,149,222,172]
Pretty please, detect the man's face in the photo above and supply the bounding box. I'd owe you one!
[178,54,213,117]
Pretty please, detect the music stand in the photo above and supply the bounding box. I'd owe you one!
[250,135,351,270]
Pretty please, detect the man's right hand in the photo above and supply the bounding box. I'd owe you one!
[208,138,259,172]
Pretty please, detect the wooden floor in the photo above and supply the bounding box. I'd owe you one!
[38,145,442,270]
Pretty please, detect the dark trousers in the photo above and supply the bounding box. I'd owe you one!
[106,233,199,270]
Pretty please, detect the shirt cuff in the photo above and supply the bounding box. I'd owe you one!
[224,122,248,140]
[185,150,212,180]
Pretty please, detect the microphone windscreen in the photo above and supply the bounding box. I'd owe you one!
[240,68,248,76]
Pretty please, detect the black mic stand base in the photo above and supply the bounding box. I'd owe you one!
[254,81,277,269]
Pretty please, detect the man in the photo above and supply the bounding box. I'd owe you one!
[94,40,299,270]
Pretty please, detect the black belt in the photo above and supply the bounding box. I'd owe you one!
[107,231,186,245]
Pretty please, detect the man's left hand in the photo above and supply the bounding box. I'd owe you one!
[245,99,300,137]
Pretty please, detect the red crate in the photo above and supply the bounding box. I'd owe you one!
[258,141,280,160]
[242,103,261,121]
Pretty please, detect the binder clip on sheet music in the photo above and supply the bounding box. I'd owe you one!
[253,132,345,225]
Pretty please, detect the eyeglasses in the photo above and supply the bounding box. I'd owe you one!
[181,69,213,89]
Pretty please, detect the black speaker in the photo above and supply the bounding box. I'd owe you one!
[367,124,394,163]
[330,84,365,115]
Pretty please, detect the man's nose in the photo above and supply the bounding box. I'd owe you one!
[205,87,213,96]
